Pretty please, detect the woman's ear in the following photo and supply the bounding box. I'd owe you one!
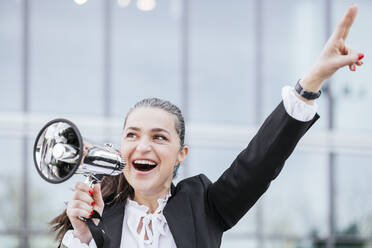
[177,145,189,164]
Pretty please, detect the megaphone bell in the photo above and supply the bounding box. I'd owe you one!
[33,118,125,184]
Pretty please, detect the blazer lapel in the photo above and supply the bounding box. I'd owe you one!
[101,187,196,248]
[164,184,196,248]
[103,201,126,248]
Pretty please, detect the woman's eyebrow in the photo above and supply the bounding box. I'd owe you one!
[125,126,141,131]
[125,126,170,135]
[151,128,170,135]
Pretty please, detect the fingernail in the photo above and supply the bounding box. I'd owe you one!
[88,214,92,218]
[88,189,93,195]
[91,201,95,206]
[351,65,356,71]
[358,53,364,60]
[91,210,94,215]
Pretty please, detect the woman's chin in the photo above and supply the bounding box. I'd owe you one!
[127,173,172,197]
[127,171,158,193]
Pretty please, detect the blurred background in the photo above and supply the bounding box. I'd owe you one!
[1,0,372,247]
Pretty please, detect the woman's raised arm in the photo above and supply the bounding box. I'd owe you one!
[207,4,364,231]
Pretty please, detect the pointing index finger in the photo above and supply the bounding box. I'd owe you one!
[332,4,358,41]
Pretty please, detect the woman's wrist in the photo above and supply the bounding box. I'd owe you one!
[293,70,324,105]
[300,69,324,92]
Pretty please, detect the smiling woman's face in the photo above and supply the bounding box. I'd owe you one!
[121,107,188,197]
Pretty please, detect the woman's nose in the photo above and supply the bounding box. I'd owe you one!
[136,138,151,152]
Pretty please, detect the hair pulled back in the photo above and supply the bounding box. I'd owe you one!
[50,97,185,241]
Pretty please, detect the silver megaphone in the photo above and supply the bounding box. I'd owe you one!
[33,118,126,184]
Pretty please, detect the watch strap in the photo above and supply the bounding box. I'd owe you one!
[295,80,321,100]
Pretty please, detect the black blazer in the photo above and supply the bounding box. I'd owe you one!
[92,102,319,248]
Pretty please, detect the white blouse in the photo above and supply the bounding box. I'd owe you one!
[61,86,317,248]
[62,193,176,248]
[122,193,177,248]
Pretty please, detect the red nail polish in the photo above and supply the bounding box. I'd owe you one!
[88,214,91,218]
[88,189,93,195]
[91,210,94,215]
[351,65,356,71]
[91,201,95,206]
[358,53,364,60]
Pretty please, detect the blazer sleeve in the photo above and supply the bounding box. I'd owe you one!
[207,101,319,231]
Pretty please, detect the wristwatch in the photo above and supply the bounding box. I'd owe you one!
[295,80,321,100]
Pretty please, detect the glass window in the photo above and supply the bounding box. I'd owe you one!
[0,137,23,231]
[0,236,19,248]
[264,240,310,248]
[189,0,255,125]
[0,1,22,111]
[262,0,327,130]
[263,152,328,238]
[335,153,372,237]
[221,238,257,248]
[30,235,56,248]
[29,0,104,115]
[187,145,241,182]
[111,0,181,117]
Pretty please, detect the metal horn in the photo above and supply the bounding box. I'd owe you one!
[33,118,125,184]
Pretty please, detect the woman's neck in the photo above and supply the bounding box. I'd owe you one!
[133,187,170,213]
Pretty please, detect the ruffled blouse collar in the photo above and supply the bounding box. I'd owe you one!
[125,192,171,248]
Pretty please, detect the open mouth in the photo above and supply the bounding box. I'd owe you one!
[132,159,157,172]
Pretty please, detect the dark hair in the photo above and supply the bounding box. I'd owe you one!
[50,97,185,241]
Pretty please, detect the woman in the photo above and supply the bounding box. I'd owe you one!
[51,5,364,248]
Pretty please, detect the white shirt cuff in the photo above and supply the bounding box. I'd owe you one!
[62,230,97,248]
[281,85,318,122]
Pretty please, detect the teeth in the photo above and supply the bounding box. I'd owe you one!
[133,160,156,166]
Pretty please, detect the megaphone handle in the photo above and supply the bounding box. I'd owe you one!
[84,174,101,187]
[77,174,101,223]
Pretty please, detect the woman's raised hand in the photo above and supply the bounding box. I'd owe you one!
[66,182,105,244]
[300,4,364,95]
